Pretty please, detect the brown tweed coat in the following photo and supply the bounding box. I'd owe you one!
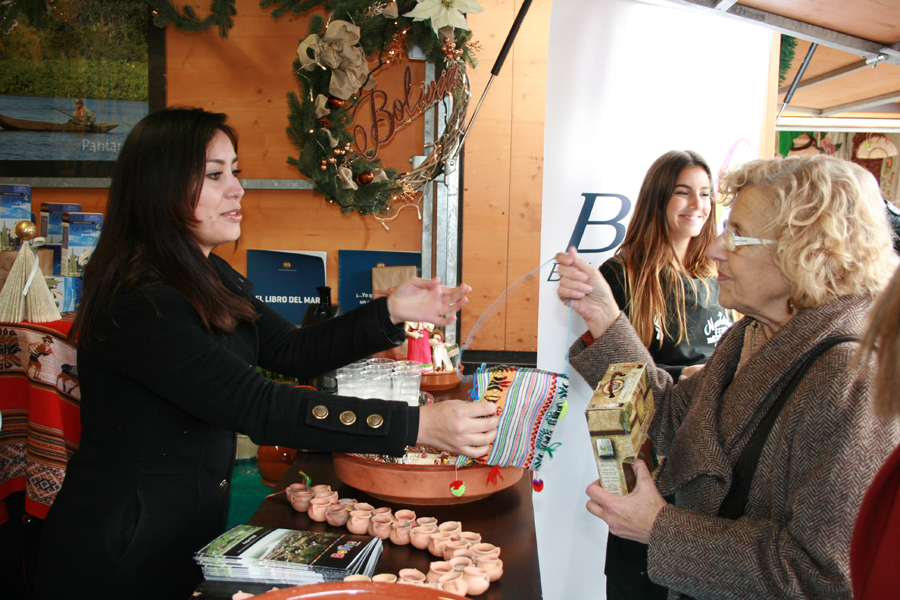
[569,294,899,600]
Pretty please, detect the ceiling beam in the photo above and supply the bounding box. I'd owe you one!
[659,0,897,62]
[777,60,871,97]
[821,90,900,117]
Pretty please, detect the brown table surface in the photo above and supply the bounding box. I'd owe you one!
[193,381,543,600]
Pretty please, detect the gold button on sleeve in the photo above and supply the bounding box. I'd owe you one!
[339,411,357,425]
[366,414,384,429]
[312,405,329,420]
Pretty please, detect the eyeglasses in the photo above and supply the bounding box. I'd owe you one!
[720,219,775,252]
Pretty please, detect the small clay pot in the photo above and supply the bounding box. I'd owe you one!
[428,531,453,558]
[371,514,393,540]
[472,542,501,562]
[343,574,371,582]
[460,531,482,545]
[394,509,417,522]
[448,556,473,572]
[310,484,332,495]
[452,548,476,561]
[325,504,350,527]
[410,525,436,550]
[347,510,372,535]
[372,573,398,583]
[287,489,314,513]
[477,558,504,582]
[437,520,462,539]
[426,561,453,583]
[308,498,331,522]
[442,539,470,561]
[389,520,413,545]
[315,490,339,505]
[337,498,357,508]
[416,516,438,527]
[438,571,468,596]
[353,502,375,513]
[463,566,491,595]
[372,506,393,519]
[398,568,426,585]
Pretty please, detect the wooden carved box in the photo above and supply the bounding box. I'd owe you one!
[584,362,659,495]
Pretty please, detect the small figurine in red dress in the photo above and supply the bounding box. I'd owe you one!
[404,321,434,373]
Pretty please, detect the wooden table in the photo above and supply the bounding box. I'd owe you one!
[194,381,543,600]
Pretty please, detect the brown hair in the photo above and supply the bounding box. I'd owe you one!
[613,150,717,348]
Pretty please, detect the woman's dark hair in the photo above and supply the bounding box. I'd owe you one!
[612,150,718,348]
[70,107,257,347]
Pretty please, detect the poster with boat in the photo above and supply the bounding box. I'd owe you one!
[0,0,164,177]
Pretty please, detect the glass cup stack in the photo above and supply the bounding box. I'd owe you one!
[336,359,423,406]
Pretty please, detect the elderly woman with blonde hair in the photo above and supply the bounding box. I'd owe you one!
[557,154,900,600]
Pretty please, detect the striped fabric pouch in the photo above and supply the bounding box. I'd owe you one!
[454,364,568,472]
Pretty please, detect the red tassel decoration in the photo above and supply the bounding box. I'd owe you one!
[450,480,466,497]
[486,465,504,487]
[531,472,544,492]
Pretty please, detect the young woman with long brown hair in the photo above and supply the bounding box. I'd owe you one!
[599,150,733,381]
[589,150,733,599]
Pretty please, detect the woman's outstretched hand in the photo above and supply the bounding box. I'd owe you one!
[585,459,666,544]
[417,400,500,458]
[387,278,472,327]
[556,246,621,338]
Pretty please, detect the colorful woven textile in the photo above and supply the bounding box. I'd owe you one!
[455,364,568,470]
[0,319,79,525]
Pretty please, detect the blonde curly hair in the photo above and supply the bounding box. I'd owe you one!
[719,155,897,307]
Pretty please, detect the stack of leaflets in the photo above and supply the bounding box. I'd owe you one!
[195,525,382,585]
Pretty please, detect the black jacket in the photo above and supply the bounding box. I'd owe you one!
[35,255,415,599]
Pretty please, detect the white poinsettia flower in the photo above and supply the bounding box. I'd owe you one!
[403,0,484,34]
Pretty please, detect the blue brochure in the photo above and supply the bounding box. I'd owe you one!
[246,249,327,325]
[337,250,421,311]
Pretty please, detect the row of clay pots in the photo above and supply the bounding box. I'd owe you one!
[283,482,504,596]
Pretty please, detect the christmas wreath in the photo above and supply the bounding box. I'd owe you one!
[148,0,482,217]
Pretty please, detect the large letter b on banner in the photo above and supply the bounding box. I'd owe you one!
[566,193,631,253]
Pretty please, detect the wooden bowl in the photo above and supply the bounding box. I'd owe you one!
[251,580,466,599]
[333,453,523,505]
[420,366,463,391]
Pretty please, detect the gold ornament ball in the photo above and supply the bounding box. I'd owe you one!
[326,97,346,110]
[15,221,36,241]
[319,164,328,171]
[356,171,375,185]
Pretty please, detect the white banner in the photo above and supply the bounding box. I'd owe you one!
[534,1,773,598]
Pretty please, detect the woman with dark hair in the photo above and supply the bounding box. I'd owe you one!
[33,107,499,599]
[595,150,733,599]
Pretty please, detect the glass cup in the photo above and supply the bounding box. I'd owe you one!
[367,372,393,400]
[336,363,367,396]
[393,360,422,370]
[392,368,422,407]
[367,358,395,367]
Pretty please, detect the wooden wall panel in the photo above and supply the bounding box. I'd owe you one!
[22,0,551,354]
[461,0,549,352]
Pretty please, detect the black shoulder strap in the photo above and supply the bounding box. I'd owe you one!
[717,335,857,520]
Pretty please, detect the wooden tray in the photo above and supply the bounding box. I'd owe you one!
[419,366,463,392]
[333,452,523,505]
